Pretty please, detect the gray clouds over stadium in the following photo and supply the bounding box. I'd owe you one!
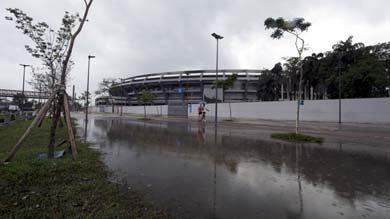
[1,0,389,99]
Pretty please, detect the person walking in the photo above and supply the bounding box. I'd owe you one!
[200,103,208,122]
[198,104,203,121]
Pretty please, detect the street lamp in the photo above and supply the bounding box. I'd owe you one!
[85,55,95,122]
[211,33,223,125]
[20,64,31,114]
[386,68,389,97]
[337,52,343,124]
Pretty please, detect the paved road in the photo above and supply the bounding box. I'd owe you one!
[77,113,390,219]
[86,112,390,151]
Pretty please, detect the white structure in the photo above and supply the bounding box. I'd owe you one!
[90,97,390,124]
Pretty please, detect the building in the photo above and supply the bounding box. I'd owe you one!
[96,69,262,106]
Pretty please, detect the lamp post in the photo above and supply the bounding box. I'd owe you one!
[20,64,31,114]
[337,52,343,124]
[120,78,124,116]
[386,68,389,97]
[211,33,223,125]
[85,55,95,123]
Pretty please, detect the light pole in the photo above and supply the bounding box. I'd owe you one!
[85,55,95,122]
[337,52,343,124]
[386,68,389,97]
[20,64,31,114]
[211,33,223,125]
[120,78,124,116]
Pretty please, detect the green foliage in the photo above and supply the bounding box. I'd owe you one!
[79,91,91,106]
[95,78,115,96]
[5,8,78,89]
[0,115,5,123]
[257,36,390,100]
[271,132,323,143]
[141,91,156,104]
[264,17,311,39]
[257,63,283,101]
[212,73,238,90]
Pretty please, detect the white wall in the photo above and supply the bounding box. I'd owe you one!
[90,97,390,124]
[89,105,167,116]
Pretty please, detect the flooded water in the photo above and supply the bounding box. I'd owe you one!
[77,115,390,219]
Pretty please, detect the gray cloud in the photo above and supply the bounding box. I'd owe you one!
[1,0,389,101]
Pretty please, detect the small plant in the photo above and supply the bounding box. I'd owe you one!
[271,132,323,143]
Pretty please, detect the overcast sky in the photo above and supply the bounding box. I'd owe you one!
[1,0,389,99]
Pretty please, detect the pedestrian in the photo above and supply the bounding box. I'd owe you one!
[198,104,203,121]
[201,103,208,122]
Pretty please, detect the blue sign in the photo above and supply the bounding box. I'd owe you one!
[175,87,185,93]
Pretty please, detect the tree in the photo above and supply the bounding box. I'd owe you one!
[28,67,49,107]
[302,53,324,99]
[212,73,238,120]
[79,91,91,107]
[140,91,156,119]
[257,70,279,101]
[12,93,26,108]
[4,0,94,162]
[95,78,115,112]
[265,17,311,134]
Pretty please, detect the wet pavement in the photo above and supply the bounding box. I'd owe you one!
[76,114,390,219]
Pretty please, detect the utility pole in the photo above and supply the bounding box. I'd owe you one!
[211,33,223,126]
[20,64,30,114]
[86,55,95,122]
[338,54,342,124]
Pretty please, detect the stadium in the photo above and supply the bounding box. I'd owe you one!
[95,69,262,106]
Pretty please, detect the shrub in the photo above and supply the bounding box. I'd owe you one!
[271,132,323,143]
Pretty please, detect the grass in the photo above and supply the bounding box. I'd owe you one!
[271,132,324,143]
[223,119,234,122]
[0,118,166,218]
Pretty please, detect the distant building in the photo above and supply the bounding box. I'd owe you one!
[96,69,262,106]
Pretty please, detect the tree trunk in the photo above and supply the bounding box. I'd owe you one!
[296,65,303,134]
[63,94,77,160]
[229,101,232,121]
[48,95,62,159]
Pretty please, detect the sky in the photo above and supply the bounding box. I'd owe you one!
[1,0,389,100]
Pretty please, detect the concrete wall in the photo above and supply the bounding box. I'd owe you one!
[90,105,167,116]
[90,97,390,124]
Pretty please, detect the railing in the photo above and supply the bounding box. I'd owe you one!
[0,89,50,99]
[111,69,263,88]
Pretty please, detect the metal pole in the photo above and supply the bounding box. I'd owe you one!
[20,64,30,114]
[120,79,124,116]
[211,33,223,125]
[215,39,219,125]
[338,59,342,124]
[86,57,91,122]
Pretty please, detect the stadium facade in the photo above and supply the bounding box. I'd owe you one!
[95,69,262,106]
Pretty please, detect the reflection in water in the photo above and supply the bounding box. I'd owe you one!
[77,116,390,219]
